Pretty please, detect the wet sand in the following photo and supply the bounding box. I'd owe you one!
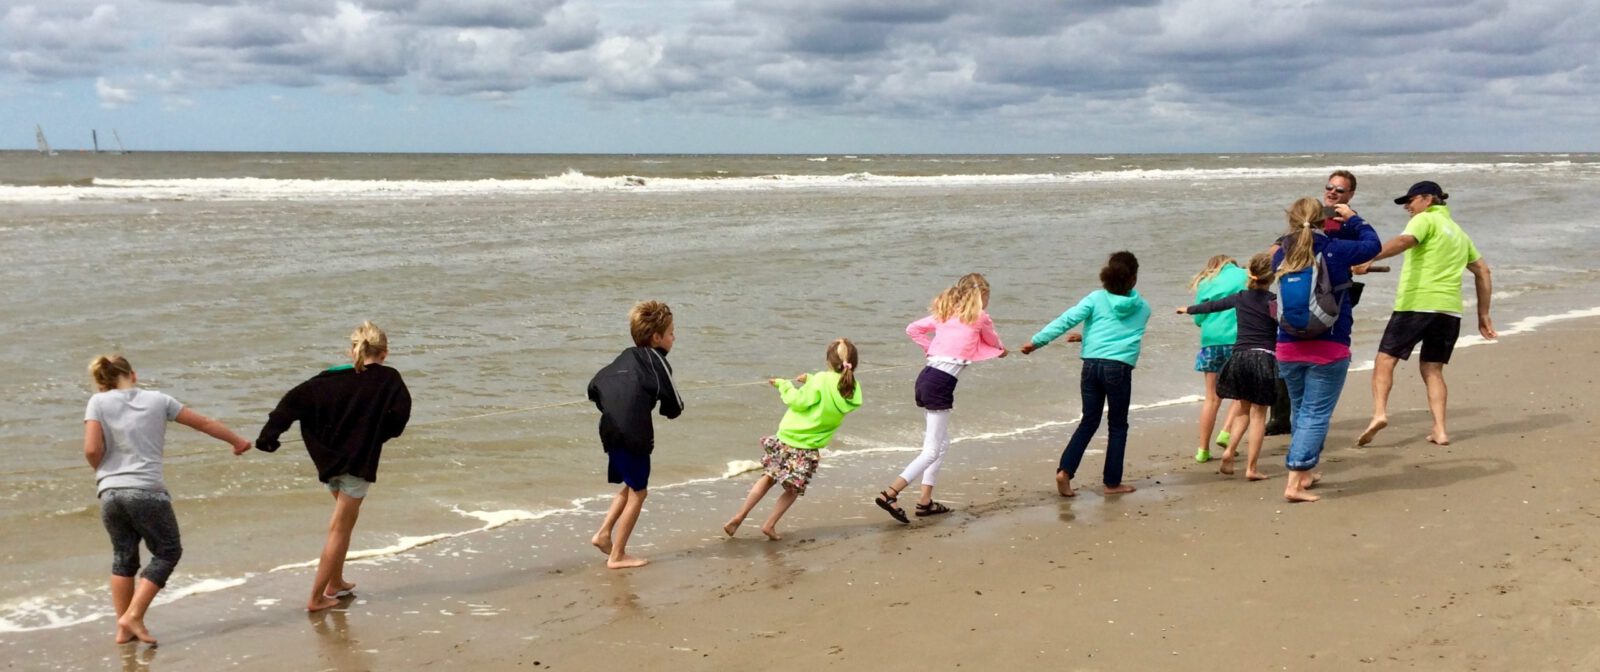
[8,317,1600,671]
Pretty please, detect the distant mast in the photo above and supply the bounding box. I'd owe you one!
[113,129,128,154]
[35,124,55,155]
[92,129,100,154]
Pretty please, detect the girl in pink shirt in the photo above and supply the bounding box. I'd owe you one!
[874,273,1007,523]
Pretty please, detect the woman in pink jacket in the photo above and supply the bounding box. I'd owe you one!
[874,273,1007,523]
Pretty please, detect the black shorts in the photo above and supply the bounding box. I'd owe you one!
[607,450,651,491]
[1378,311,1461,363]
[914,367,958,411]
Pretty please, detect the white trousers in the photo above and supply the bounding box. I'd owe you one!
[899,410,951,487]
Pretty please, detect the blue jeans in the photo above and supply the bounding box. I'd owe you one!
[1278,358,1351,471]
[1060,359,1132,486]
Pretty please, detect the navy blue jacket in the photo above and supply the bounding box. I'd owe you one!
[587,347,683,455]
[1271,215,1381,347]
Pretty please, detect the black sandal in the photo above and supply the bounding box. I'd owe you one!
[914,501,953,517]
[874,490,910,524]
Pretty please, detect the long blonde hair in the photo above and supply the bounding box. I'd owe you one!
[350,321,389,373]
[929,272,989,324]
[88,354,134,392]
[1187,254,1237,290]
[826,338,859,398]
[1278,198,1324,274]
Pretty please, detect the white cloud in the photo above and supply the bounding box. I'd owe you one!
[95,76,136,108]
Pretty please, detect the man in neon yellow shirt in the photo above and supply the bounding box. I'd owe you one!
[1356,181,1496,447]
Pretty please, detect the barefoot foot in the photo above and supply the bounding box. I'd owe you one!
[1284,489,1321,503]
[1055,470,1076,497]
[307,595,340,612]
[114,625,135,644]
[323,580,356,598]
[606,555,649,569]
[116,616,157,646]
[1356,417,1387,446]
[1246,470,1269,481]
[590,534,613,556]
[1103,484,1136,495]
[1303,471,1323,489]
[1427,433,1450,446]
[1218,453,1236,476]
[722,520,741,537]
[761,526,782,541]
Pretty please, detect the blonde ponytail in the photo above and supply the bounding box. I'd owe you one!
[349,321,389,373]
[827,338,859,398]
[1279,198,1324,274]
[87,354,134,392]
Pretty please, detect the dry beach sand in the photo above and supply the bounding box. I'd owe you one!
[5,316,1598,671]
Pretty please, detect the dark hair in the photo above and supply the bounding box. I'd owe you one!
[1328,169,1357,192]
[1100,251,1139,295]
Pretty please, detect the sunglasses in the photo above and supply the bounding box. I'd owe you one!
[1324,185,1349,194]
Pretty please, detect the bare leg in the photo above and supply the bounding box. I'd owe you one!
[1245,404,1269,481]
[1420,361,1450,445]
[116,578,162,645]
[308,493,363,612]
[323,491,355,597]
[1358,354,1400,445]
[1196,372,1222,458]
[1219,404,1243,475]
[1285,469,1320,502]
[607,488,649,569]
[591,485,629,554]
[725,475,776,536]
[110,576,135,643]
[760,486,799,540]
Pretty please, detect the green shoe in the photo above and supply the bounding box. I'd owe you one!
[1194,447,1211,463]
[1214,430,1231,448]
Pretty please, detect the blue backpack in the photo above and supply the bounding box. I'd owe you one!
[1276,241,1350,339]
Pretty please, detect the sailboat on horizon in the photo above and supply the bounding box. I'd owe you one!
[35,124,57,156]
[91,129,128,155]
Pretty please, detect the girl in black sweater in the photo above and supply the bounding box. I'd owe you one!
[1177,253,1278,481]
[256,321,411,611]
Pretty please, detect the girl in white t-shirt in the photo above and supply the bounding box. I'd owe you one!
[83,354,252,646]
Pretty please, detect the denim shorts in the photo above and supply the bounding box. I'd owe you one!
[1194,345,1232,373]
[325,474,372,499]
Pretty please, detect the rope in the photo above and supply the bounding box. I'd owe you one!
[6,362,926,477]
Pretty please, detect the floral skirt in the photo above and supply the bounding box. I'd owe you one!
[760,436,821,496]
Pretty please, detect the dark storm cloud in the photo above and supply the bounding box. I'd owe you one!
[5,0,1598,148]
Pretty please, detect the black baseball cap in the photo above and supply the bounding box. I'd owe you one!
[1393,181,1447,204]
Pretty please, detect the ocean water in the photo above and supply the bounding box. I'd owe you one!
[2,151,1598,632]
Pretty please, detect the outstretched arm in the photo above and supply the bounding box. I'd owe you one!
[176,407,254,455]
[1467,258,1496,339]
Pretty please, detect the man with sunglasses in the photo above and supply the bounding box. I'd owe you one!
[1264,170,1366,436]
[1355,181,1496,448]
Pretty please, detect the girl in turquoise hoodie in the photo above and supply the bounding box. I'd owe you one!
[1020,251,1151,497]
[1187,255,1249,463]
[724,339,863,540]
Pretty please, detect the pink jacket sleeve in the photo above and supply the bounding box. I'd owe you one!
[906,316,937,354]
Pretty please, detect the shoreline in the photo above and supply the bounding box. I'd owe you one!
[7,314,1600,670]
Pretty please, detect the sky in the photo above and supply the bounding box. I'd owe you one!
[2,0,1598,153]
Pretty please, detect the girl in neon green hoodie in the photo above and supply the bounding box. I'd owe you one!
[724,339,864,540]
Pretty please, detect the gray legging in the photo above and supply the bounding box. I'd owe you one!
[99,488,183,587]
